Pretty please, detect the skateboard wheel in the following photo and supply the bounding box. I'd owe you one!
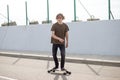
[48,70,50,73]
[53,70,55,72]
[69,72,71,74]
[63,73,66,75]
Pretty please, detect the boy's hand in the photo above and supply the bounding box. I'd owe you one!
[58,38,64,43]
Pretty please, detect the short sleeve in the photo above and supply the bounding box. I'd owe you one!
[51,24,55,31]
[65,24,69,32]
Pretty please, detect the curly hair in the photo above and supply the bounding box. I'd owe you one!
[56,13,65,20]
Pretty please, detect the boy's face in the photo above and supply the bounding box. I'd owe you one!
[57,16,63,23]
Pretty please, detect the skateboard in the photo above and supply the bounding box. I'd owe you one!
[48,68,71,75]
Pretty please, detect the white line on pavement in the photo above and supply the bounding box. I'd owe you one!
[0,75,17,80]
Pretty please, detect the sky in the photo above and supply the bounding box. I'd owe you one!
[0,0,120,25]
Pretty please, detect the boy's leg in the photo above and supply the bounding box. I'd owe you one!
[59,44,65,69]
[52,44,59,68]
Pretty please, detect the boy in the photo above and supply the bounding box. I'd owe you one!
[51,13,69,70]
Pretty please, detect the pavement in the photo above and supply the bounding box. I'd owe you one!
[0,51,120,80]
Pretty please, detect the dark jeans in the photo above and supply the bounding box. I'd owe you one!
[52,44,65,69]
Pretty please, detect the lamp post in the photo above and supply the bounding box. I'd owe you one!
[47,0,49,23]
[74,0,76,22]
[25,1,28,25]
[108,0,111,20]
[7,5,9,26]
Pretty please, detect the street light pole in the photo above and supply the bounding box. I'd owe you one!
[25,1,28,25]
[7,5,9,26]
[47,0,49,23]
[74,0,76,22]
[108,0,111,20]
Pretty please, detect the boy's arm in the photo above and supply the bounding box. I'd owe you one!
[51,31,64,43]
[65,31,69,48]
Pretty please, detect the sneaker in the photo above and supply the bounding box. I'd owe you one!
[53,67,58,70]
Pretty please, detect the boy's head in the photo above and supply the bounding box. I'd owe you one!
[56,13,65,20]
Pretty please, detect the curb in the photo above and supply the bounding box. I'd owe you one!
[0,52,120,67]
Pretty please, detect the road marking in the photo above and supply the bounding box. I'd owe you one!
[0,76,17,80]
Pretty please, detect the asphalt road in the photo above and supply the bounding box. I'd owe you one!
[0,55,120,80]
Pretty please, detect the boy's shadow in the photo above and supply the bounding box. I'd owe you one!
[54,75,67,80]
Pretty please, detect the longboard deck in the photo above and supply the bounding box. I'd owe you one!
[48,69,71,75]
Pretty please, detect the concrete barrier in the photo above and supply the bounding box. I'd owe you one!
[0,20,120,56]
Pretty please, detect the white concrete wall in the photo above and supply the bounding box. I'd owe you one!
[0,20,120,55]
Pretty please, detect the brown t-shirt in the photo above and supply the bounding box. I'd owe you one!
[51,22,69,44]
